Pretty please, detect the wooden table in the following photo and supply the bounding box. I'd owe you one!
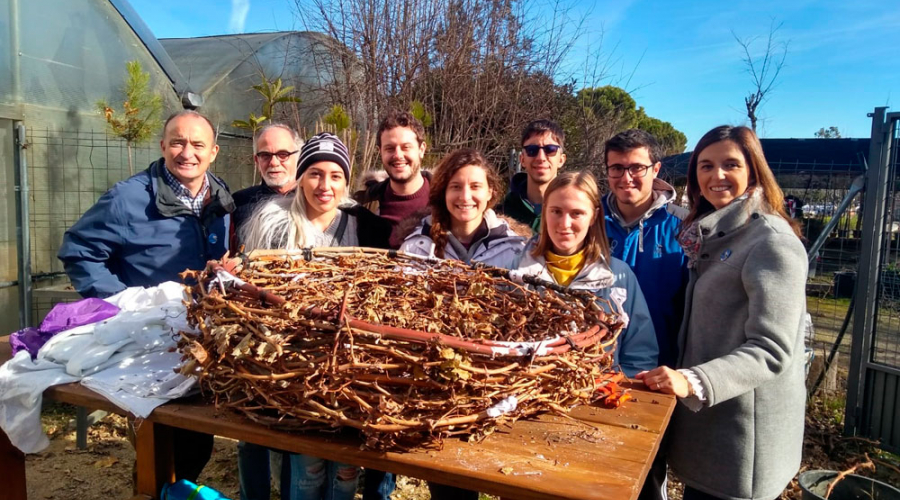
[0,338,675,500]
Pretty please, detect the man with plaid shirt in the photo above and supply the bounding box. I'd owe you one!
[59,110,234,484]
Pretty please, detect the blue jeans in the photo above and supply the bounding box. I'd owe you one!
[289,454,360,500]
[362,470,395,500]
[237,441,291,500]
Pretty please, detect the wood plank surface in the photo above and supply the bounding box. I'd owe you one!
[107,383,671,500]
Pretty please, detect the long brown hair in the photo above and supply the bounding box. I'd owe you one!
[531,171,611,264]
[428,148,503,257]
[682,125,800,238]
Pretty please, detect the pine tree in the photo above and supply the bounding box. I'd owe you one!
[97,61,163,175]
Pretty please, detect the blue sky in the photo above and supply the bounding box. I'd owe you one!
[129,0,899,149]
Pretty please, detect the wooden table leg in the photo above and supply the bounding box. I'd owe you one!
[135,420,175,499]
[0,426,27,500]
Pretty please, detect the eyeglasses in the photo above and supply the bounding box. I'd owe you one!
[522,144,561,157]
[607,163,654,179]
[255,150,299,162]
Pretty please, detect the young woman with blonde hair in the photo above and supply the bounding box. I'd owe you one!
[240,132,391,252]
[237,132,391,500]
[514,170,658,377]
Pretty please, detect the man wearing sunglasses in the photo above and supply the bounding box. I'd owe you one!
[603,129,688,500]
[500,120,567,233]
[232,123,303,233]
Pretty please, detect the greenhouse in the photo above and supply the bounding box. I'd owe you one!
[0,0,349,331]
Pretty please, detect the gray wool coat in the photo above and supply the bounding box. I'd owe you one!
[667,192,807,500]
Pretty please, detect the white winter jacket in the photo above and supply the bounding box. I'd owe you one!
[399,209,527,269]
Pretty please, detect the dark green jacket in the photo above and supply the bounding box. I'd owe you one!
[499,172,540,233]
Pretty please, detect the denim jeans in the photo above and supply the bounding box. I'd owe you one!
[289,453,360,500]
[361,470,395,500]
[237,441,291,500]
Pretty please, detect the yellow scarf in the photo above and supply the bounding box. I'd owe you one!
[545,249,586,286]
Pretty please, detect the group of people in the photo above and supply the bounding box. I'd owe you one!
[57,108,808,500]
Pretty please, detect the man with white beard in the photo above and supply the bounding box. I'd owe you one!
[232,123,303,232]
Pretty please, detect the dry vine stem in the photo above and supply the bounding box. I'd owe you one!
[177,248,629,450]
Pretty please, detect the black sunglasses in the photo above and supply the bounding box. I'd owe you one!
[255,150,299,162]
[522,144,561,157]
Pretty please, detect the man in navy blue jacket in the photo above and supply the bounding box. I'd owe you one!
[603,129,688,500]
[58,110,233,483]
[59,110,233,298]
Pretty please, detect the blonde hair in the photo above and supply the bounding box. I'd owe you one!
[531,171,610,264]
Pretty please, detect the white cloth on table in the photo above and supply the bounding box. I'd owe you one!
[0,281,197,453]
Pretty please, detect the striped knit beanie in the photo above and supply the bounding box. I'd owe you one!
[296,132,351,180]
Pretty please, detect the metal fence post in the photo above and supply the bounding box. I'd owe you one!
[844,107,893,434]
[14,122,31,329]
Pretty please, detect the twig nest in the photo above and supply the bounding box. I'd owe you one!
[178,248,625,450]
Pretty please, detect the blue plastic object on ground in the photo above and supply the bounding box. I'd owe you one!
[160,479,231,500]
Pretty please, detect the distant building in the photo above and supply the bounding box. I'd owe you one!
[160,32,352,135]
[0,1,354,330]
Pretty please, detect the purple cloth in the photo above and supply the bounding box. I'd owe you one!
[9,298,120,358]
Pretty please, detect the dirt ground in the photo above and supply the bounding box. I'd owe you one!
[25,394,900,500]
[27,404,435,500]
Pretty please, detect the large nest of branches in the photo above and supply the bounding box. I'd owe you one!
[177,248,629,450]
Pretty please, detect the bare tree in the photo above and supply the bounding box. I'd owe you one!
[292,0,594,168]
[288,0,684,176]
[733,21,788,132]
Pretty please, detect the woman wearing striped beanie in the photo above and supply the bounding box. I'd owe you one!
[240,132,391,252]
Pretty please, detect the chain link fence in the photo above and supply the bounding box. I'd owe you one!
[23,127,254,324]
[871,122,900,368]
[663,141,869,365]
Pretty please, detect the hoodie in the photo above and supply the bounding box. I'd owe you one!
[603,178,688,368]
[499,172,541,233]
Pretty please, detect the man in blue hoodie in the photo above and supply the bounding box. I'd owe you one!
[603,129,688,500]
[500,120,566,233]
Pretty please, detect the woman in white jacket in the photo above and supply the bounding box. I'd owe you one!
[400,148,526,269]
[514,170,658,377]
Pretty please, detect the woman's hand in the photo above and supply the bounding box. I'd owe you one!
[636,366,692,398]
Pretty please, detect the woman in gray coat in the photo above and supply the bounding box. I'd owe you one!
[636,126,807,500]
